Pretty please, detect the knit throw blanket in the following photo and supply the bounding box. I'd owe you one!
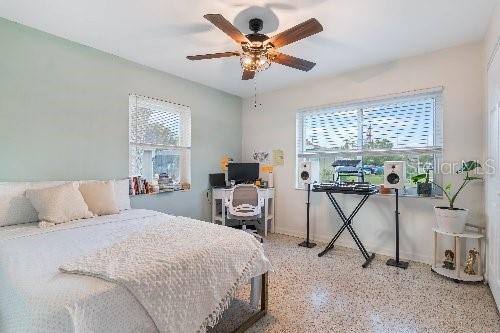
[60,215,271,333]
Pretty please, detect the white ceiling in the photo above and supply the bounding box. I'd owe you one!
[0,0,498,97]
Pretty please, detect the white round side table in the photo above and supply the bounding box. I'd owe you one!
[431,223,485,282]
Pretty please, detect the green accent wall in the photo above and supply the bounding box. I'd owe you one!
[0,18,242,220]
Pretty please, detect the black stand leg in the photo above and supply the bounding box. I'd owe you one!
[318,193,364,256]
[318,192,375,268]
[386,189,409,269]
[299,183,316,248]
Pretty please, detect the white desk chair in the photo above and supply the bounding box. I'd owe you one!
[225,184,264,241]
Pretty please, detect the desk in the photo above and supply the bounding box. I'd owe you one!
[212,187,275,236]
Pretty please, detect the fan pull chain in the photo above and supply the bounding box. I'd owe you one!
[253,77,262,111]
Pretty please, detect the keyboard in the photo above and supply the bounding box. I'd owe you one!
[313,182,378,194]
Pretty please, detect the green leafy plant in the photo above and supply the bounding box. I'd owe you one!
[411,171,430,184]
[412,169,432,197]
[433,161,482,209]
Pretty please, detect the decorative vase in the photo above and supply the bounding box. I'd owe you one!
[434,207,468,233]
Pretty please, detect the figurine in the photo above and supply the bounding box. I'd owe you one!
[464,249,479,275]
[443,250,455,270]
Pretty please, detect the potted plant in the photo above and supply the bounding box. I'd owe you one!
[432,161,482,233]
[411,168,432,197]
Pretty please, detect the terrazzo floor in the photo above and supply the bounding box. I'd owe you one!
[211,234,500,333]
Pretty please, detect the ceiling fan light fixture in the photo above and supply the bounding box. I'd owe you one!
[241,54,253,65]
[239,49,272,72]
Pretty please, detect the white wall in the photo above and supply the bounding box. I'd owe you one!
[242,43,484,263]
[483,1,500,309]
[485,3,500,68]
[0,18,242,221]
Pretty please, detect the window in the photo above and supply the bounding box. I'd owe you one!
[296,88,443,194]
[129,94,191,189]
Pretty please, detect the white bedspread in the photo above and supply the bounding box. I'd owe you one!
[0,209,271,333]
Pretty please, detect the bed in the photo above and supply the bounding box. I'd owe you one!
[0,181,271,333]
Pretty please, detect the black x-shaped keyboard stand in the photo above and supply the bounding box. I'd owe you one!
[313,188,378,268]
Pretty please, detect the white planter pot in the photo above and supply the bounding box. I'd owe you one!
[434,207,468,234]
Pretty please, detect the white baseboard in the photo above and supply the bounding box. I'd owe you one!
[274,227,432,264]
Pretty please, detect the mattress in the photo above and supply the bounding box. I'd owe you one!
[0,209,201,332]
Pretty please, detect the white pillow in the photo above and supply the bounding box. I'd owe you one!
[25,182,94,224]
[0,181,68,227]
[0,183,39,227]
[79,181,120,216]
[113,179,131,211]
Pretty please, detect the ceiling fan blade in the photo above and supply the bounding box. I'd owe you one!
[186,51,239,60]
[272,52,316,71]
[204,14,249,44]
[266,18,323,48]
[242,69,255,80]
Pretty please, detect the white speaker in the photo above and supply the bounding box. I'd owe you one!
[384,161,406,190]
[299,161,312,185]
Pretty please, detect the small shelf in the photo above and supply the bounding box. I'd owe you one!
[431,265,484,282]
[432,228,485,239]
[432,226,484,283]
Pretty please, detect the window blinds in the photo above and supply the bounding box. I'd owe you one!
[297,89,443,158]
[129,94,191,177]
[129,94,191,150]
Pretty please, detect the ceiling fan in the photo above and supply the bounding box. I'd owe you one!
[186,14,323,80]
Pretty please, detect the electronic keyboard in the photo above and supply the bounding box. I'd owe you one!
[312,182,378,194]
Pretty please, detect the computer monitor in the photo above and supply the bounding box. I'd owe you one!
[209,173,226,188]
[227,163,259,184]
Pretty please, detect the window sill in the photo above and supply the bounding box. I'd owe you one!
[130,189,191,197]
[374,192,443,199]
